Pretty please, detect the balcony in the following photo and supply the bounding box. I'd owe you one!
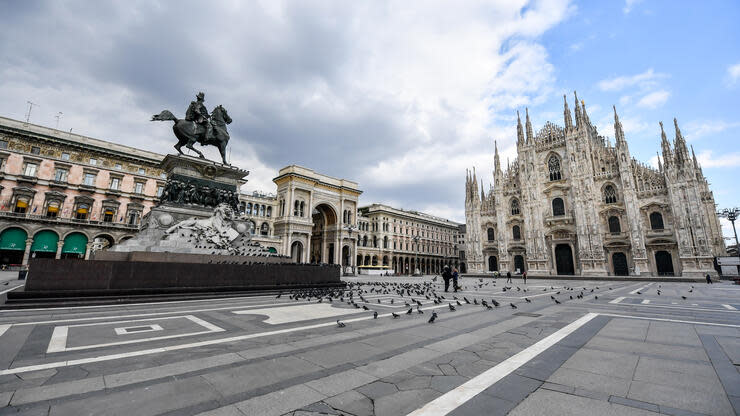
[604,232,629,244]
[645,228,674,239]
[544,214,574,227]
[49,180,69,190]
[17,175,38,186]
[0,211,139,230]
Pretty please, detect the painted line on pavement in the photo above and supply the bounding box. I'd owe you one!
[722,304,737,310]
[406,312,599,416]
[600,313,740,328]
[609,297,626,304]
[0,301,460,375]
[606,301,739,314]
[641,299,651,304]
[0,284,24,295]
[0,324,10,338]
[629,282,653,295]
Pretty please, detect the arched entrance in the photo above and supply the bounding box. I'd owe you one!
[460,262,467,273]
[61,232,88,259]
[655,251,674,276]
[555,244,574,275]
[488,256,498,271]
[31,230,59,259]
[290,241,303,263]
[342,245,351,269]
[0,228,27,265]
[311,204,337,264]
[514,255,525,273]
[92,234,115,253]
[612,252,628,276]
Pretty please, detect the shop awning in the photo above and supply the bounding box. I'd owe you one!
[31,230,59,253]
[0,228,27,251]
[62,233,88,254]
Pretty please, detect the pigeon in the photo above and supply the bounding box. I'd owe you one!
[373,311,378,319]
[417,308,424,314]
[681,296,687,300]
[510,303,517,309]
[336,319,346,328]
[492,299,500,307]
[554,299,561,304]
[449,303,456,311]
[428,312,438,323]
[456,300,462,306]
[276,293,282,299]
[362,305,370,310]
[525,298,531,303]
[392,312,400,318]
[406,308,413,315]
[594,296,598,300]
[636,291,642,295]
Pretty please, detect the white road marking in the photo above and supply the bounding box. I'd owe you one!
[607,301,739,314]
[601,313,740,328]
[406,313,599,416]
[0,284,24,295]
[0,324,10,338]
[114,324,163,335]
[609,297,625,304]
[641,299,650,304]
[722,304,737,310]
[46,315,224,353]
[0,302,456,376]
[629,283,653,295]
[233,303,365,324]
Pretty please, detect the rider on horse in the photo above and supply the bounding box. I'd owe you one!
[185,92,213,142]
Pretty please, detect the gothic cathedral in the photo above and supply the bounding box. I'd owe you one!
[465,92,724,277]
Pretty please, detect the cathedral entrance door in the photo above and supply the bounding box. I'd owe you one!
[612,252,628,276]
[655,250,674,276]
[514,255,525,273]
[555,244,574,275]
[488,256,498,271]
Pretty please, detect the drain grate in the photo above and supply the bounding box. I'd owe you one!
[513,312,542,317]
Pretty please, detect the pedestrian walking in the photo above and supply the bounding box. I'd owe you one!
[452,267,459,292]
[522,270,527,284]
[506,271,512,284]
[706,273,712,284]
[442,266,452,292]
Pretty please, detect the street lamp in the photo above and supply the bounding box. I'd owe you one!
[345,225,356,275]
[717,208,740,260]
[412,234,421,276]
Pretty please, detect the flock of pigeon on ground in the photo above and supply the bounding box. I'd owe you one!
[273,278,702,328]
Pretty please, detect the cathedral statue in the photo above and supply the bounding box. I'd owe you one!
[151,92,232,165]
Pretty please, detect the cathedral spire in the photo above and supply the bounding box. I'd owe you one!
[573,91,582,129]
[613,105,625,146]
[516,111,524,146]
[691,145,700,171]
[494,140,501,173]
[660,121,672,163]
[480,179,485,200]
[673,118,688,166]
[525,108,533,144]
[563,94,573,131]
[581,99,591,127]
[656,152,663,172]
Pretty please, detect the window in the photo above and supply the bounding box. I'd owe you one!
[138,167,146,175]
[247,203,253,215]
[604,185,617,204]
[83,173,96,186]
[383,236,388,249]
[128,211,140,225]
[89,158,97,166]
[512,225,521,240]
[110,177,120,190]
[487,228,495,241]
[134,182,144,194]
[14,198,29,214]
[294,201,299,216]
[608,216,621,233]
[23,162,38,177]
[548,155,562,181]
[266,206,271,217]
[156,185,164,197]
[0,140,7,149]
[299,201,305,217]
[54,168,68,182]
[650,212,664,230]
[511,199,520,215]
[362,236,367,247]
[103,209,115,222]
[552,198,565,216]
[31,146,40,155]
[61,152,70,161]
[75,204,89,220]
[114,163,122,170]
[260,223,269,236]
[46,202,60,218]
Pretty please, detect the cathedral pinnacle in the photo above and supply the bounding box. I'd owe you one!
[525,108,533,144]
[673,118,688,166]
[516,111,524,146]
[660,121,672,163]
[563,94,573,131]
[581,99,591,127]
[573,91,582,129]
[613,105,625,146]
[656,152,662,172]
[494,140,501,173]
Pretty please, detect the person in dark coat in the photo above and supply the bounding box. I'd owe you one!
[442,266,452,292]
[522,270,527,284]
[506,271,512,283]
[452,268,459,292]
[706,273,712,284]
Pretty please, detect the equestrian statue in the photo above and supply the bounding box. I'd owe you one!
[151,92,232,165]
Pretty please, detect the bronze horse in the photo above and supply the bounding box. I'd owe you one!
[151,105,232,165]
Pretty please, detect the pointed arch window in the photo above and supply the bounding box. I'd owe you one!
[604,185,617,204]
[552,198,565,216]
[608,216,621,233]
[650,212,664,230]
[512,225,521,240]
[487,227,495,241]
[548,155,562,181]
[510,199,520,215]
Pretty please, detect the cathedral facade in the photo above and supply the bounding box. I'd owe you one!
[465,93,724,277]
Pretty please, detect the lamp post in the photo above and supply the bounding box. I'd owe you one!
[345,225,356,275]
[717,208,740,260]
[412,234,420,276]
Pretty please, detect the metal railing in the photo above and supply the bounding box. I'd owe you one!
[0,211,140,230]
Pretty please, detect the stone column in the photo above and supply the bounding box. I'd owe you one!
[55,241,64,259]
[84,243,93,260]
[21,238,33,266]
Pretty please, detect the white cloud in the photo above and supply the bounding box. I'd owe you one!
[597,68,667,92]
[636,90,670,109]
[623,0,643,14]
[727,63,740,85]
[696,150,740,168]
[684,120,740,140]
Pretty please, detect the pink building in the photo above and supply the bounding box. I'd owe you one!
[0,116,165,265]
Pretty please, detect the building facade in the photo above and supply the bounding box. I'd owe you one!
[0,117,166,265]
[356,204,461,275]
[465,93,724,277]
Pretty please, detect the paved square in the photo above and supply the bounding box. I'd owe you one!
[0,276,738,415]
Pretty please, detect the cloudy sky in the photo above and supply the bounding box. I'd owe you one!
[1,1,739,237]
